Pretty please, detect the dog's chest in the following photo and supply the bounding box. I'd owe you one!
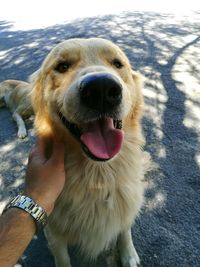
[49,154,144,256]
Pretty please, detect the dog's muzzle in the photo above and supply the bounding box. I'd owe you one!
[79,73,122,113]
[58,73,124,161]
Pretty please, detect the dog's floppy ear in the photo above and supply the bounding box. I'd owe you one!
[30,70,53,138]
[125,70,145,145]
[28,69,41,83]
[124,69,145,145]
[130,70,144,122]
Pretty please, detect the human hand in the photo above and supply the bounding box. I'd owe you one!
[25,137,66,215]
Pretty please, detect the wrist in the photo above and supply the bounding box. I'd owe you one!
[24,191,54,216]
[3,195,48,234]
[1,207,36,233]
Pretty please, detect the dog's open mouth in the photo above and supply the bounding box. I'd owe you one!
[58,112,124,161]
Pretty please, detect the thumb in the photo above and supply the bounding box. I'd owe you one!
[28,137,47,163]
[50,138,65,165]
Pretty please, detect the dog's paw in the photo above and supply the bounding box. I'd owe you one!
[121,256,141,267]
[120,247,141,267]
[55,259,72,267]
[18,129,27,139]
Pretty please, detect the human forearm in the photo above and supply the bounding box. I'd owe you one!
[0,208,36,267]
[0,137,66,266]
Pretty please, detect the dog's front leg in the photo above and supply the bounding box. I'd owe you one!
[12,111,27,138]
[44,227,72,267]
[118,229,141,267]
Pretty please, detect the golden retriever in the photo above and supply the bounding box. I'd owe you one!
[0,80,33,138]
[31,38,145,267]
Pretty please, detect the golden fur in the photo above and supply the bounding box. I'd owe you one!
[0,80,33,138]
[31,38,145,267]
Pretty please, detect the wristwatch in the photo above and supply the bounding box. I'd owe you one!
[3,195,48,234]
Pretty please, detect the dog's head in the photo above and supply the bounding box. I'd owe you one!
[31,38,143,161]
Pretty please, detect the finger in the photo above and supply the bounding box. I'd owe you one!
[36,137,47,156]
[28,146,37,162]
[50,138,65,165]
[28,137,47,163]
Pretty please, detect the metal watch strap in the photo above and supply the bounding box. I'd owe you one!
[3,195,48,234]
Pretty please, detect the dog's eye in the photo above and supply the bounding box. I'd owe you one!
[112,59,124,69]
[55,62,71,73]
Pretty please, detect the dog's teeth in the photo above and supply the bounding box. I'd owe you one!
[117,120,122,129]
[113,120,122,129]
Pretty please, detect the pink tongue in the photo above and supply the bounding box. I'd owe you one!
[80,118,124,159]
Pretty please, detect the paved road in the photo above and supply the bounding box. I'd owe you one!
[0,11,200,267]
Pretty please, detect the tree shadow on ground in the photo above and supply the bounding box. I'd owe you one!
[0,11,200,267]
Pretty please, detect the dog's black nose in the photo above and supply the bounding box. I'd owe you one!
[80,73,122,112]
